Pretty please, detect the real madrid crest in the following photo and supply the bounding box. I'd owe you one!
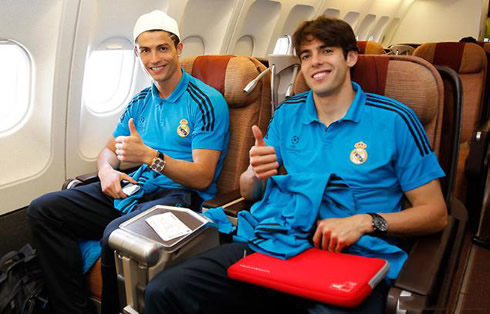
[177,119,190,137]
[350,141,368,165]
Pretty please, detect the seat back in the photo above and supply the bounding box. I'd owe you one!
[475,41,490,121]
[413,42,486,144]
[293,54,464,314]
[389,44,415,55]
[357,40,385,55]
[413,42,487,205]
[181,56,272,194]
[433,66,462,202]
[82,56,272,305]
[294,54,444,161]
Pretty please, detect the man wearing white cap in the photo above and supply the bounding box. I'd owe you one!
[28,10,230,314]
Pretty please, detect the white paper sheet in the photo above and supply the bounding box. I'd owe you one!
[146,212,192,241]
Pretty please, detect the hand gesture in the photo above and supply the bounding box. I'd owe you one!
[249,125,279,180]
[98,168,137,199]
[115,118,154,164]
[312,215,370,253]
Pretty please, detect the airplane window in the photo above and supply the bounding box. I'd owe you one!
[281,5,315,37]
[233,35,254,56]
[181,36,205,58]
[381,18,400,46]
[370,16,390,42]
[82,38,135,114]
[0,40,31,135]
[344,12,360,29]
[357,14,376,40]
[324,9,340,18]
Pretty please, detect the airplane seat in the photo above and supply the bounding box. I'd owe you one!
[62,55,272,310]
[264,40,385,115]
[296,55,463,202]
[483,42,490,53]
[434,65,463,202]
[181,55,272,195]
[388,44,415,55]
[357,40,386,55]
[290,54,466,313]
[294,55,443,165]
[207,54,466,312]
[475,41,487,51]
[413,42,487,233]
[482,43,490,121]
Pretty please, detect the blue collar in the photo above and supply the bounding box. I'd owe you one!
[150,67,189,103]
[301,82,365,125]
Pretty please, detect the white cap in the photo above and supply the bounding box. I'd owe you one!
[133,10,180,42]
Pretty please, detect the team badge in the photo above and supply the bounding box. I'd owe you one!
[291,136,299,145]
[177,119,190,137]
[350,141,368,165]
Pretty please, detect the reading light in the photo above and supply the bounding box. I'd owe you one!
[243,68,270,95]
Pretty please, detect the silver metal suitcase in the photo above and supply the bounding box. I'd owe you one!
[109,205,219,314]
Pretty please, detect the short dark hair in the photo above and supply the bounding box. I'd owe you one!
[459,36,477,43]
[293,16,359,58]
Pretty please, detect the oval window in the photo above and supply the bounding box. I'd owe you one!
[0,40,31,135]
[83,38,135,114]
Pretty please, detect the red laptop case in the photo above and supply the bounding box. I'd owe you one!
[227,248,389,308]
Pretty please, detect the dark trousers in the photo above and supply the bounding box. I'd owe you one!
[27,182,201,314]
[145,242,389,314]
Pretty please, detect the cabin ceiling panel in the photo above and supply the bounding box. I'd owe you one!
[229,0,282,57]
[179,0,239,57]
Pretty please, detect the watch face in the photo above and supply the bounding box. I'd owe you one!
[374,216,388,232]
[150,157,165,172]
[369,213,388,234]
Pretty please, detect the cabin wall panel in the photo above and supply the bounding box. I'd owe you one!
[0,0,79,214]
[317,0,407,44]
[265,0,321,55]
[65,0,165,178]
[228,0,282,57]
[392,0,483,44]
[0,0,486,217]
[319,0,372,34]
[178,0,241,57]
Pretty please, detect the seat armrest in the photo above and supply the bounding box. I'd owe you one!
[473,162,490,247]
[202,189,242,208]
[386,198,467,313]
[466,118,490,179]
[465,119,490,231]
[202,189,254,217]
[61,172,100,190]
[61,166,141,190]
[394,216,456,295]
[76,172,100,184]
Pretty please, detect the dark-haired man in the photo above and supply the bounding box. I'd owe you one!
[143,16,447,313]
[28,10,229,314]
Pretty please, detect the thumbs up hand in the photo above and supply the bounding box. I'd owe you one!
[115,118,154,164]
[249,125,279,180]
[128,118,141,138]
[252,125,267,147]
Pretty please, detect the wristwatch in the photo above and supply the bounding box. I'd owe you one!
[367,213,388,236]
[149,150,166,173]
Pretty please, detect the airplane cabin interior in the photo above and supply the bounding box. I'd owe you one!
[0,0,489,313]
